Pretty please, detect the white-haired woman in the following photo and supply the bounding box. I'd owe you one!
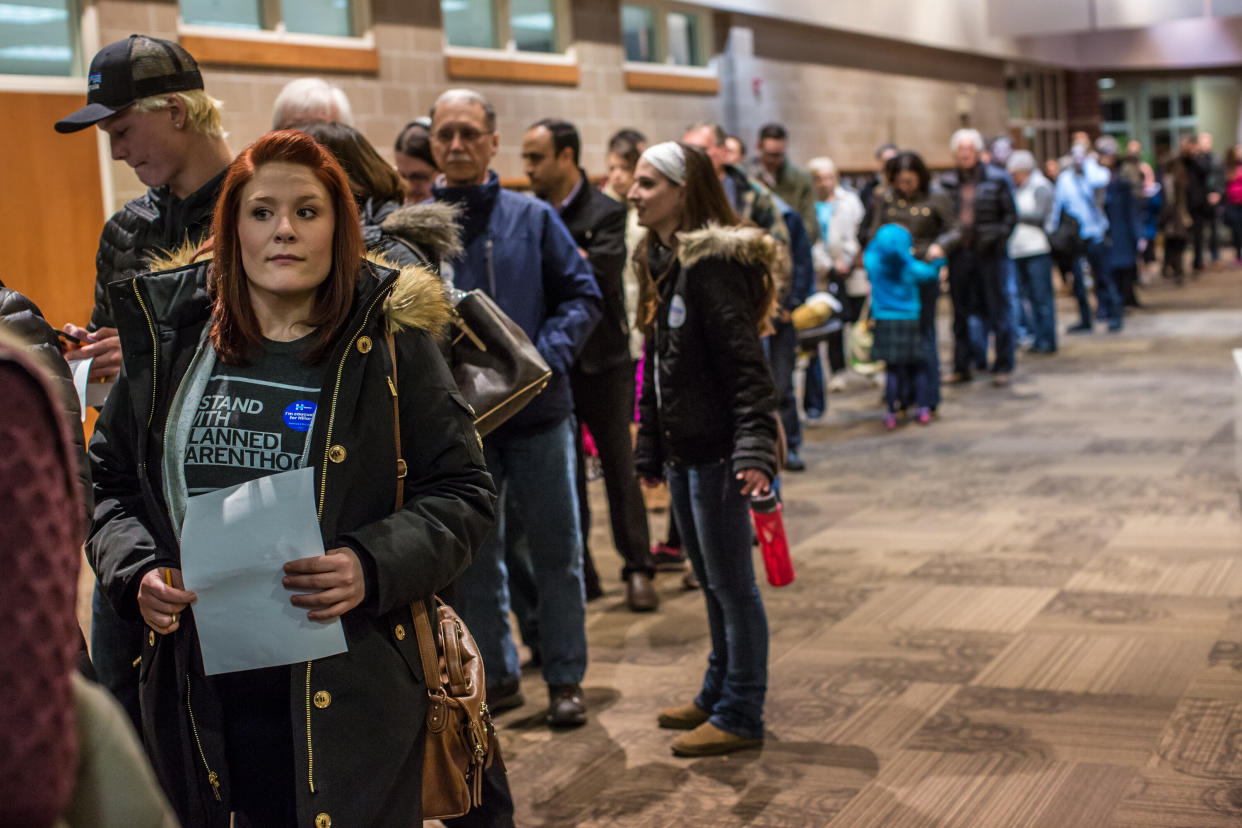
[807,156,865,408]
[629,141,781,757]
[1006,150,1057,353]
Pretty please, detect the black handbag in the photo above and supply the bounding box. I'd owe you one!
[1049,207,1085,260]
[447,287,552,437]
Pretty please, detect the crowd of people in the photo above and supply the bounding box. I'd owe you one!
[4,31,1242,828]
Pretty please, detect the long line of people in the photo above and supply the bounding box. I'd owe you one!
[7,31,1240,828]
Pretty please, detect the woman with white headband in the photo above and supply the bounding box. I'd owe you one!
[630,141,785,756]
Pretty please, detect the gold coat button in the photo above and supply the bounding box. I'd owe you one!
[315,813,331,828]
[149,630,155,646]
[313,690,332,709]
[395,624,407,641]
[328,445,347,463]
[356,336,372,353]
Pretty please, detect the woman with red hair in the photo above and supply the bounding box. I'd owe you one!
[87,130,496,827]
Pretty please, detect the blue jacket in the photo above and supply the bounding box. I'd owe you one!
[1104,174,1141,270]
[433,171,602,439]
[771,193,814,311]
[864,224,944,321]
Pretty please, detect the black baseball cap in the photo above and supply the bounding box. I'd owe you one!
[54,34,204,134]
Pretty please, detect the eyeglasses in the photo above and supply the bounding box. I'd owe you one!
[432,126,493,145]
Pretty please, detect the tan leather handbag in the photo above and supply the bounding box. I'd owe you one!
[386,329,498,820]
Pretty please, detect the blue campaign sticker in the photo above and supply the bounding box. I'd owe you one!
[668,294,687,329]
[283,400,317,432]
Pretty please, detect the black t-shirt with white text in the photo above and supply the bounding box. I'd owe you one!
[184,335,327,497]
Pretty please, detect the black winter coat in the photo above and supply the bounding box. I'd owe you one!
[938,164,1017,257]
[90,171,225,329]
[0,281,92,524]
[86,257,496,828]
[559,170,631,375]
[635,225,780,481]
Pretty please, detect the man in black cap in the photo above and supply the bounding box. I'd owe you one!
[55,33,232,730]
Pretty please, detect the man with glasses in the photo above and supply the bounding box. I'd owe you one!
[429,89,602,728]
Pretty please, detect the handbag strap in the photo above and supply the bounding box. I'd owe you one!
[384,329,444,693]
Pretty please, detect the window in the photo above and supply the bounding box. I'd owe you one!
[1179,94,1194,117]
[1101,99,1126,122]
[441,0,567,53]
[622,5,655,62]
[180,0,357,37]
[621,3,709,67]
[0,0,78,76]
[1150,96,1170,120]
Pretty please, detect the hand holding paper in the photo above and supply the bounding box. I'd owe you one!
[283,547,366,620]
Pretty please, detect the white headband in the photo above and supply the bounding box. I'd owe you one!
[641,141,686,186]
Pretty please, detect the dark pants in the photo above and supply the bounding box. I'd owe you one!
[885,363,930,412]
[917,280,941,410]
[1086,240,1122,328]
[803,353,825,416]
[1165,237,1188,280]
[216,666,297,827]
[1114,265,1139,308]
[1013,253,1057,352]
[948,248,1013,375]
[572,362,654,580]
[1224,203,1242,260]
[765,319,801,452]
[1192,209,1219,269]
[90,585,144,730]
[1069,255,1093,327]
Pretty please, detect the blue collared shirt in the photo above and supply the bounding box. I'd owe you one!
[1053,157,1111,242]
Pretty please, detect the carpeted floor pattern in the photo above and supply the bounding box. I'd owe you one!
[486,266,1242,827]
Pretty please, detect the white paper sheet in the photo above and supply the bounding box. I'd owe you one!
[69,358,115,416]
[179,466,348,675]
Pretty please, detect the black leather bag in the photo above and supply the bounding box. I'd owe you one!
[1049,207,1085,260]
[448,287,552,437]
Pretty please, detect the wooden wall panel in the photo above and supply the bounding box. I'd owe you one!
[0,91,102,332]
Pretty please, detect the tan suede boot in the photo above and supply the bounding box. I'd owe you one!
[670,722,763,757]
[657,702,710,730]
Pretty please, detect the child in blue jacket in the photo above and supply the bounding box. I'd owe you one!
[864,223,946,430]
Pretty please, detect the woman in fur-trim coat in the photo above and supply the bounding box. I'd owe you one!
[86,130,496,828]
[630,141,782,758]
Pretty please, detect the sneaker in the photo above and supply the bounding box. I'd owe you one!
[1107,322,1123,334]
[489,681,526,714]
[671,722,763,757]
[948,371,973,384]
[828,374,849,393]
[546,684,587,728]
[658,702,711,730]
[784,452,806,472]
[916,407,931,425]
[1066,323,1092,334]
[682,568,700,590]
[651,543,686,572]
[884,413,898,431]
[991,373,1011,387]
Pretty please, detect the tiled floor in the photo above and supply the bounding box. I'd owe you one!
[486,267,1242,826]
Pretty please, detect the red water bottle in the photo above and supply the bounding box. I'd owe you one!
[750,492,794,586]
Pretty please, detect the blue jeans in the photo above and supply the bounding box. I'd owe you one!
[666,460,768,739]
[452,418,587,689]
[918,280,941,410]
[1014,253,1057,351]
[803,352,825,417]
[1007,258,1033,345]
[1086,239,1122,328]
[91,584,144,729]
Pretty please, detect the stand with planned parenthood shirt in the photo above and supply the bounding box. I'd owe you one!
[179,466,347,674]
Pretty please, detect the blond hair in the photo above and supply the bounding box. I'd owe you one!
[134,89,225,139]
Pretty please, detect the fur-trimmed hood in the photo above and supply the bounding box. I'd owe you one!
[375,200,464,264]
[145,243,453,340]
[677,223,790,289]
